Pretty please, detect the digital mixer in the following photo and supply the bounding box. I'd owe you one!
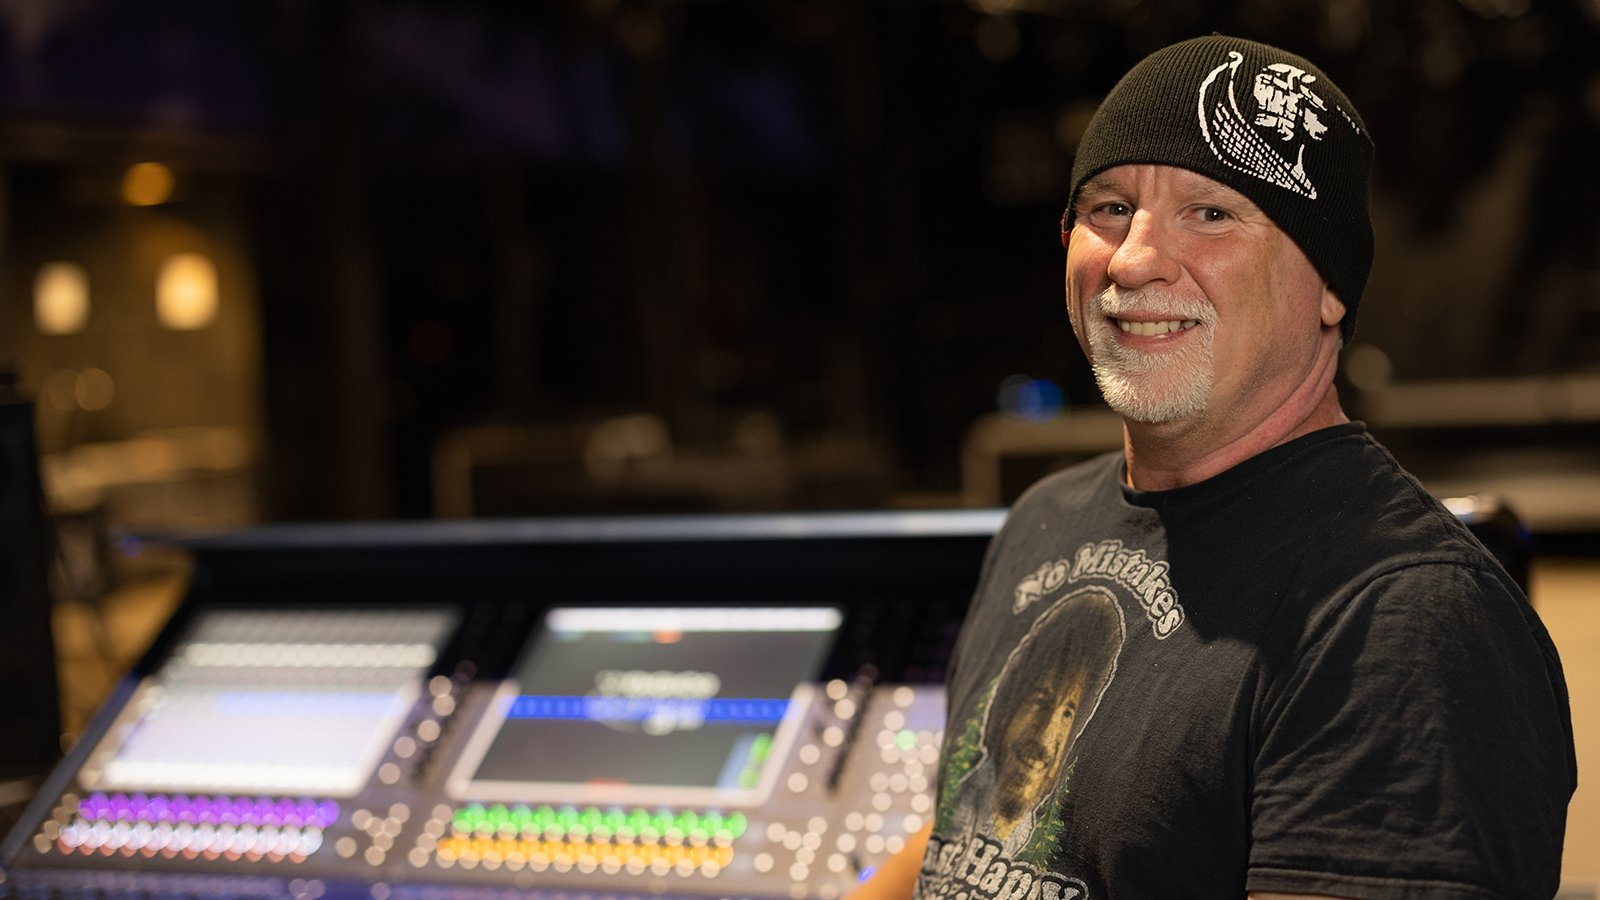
[0,511,1006,900]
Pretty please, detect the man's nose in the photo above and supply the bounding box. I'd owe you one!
[1106,211,1180,288]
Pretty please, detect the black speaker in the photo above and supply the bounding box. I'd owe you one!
[0,365,62,779]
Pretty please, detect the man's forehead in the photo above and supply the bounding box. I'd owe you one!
[1077,165,1261,210]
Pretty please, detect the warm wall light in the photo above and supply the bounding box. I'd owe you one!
[34,262,91,335]
[122,162,175,206]
[156,252,219,330]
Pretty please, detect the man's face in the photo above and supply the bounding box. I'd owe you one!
[992,675,1084,826]
[1064,164,1343,432]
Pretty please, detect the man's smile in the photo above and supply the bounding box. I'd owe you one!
[1112,317,1200,337]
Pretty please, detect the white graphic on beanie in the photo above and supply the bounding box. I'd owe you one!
[1253,63,1327,141]
[1197,51,1329,200]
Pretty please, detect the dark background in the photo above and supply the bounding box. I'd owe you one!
[1,0,1596,529]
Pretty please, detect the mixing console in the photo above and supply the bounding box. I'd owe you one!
[0,512,1001,899]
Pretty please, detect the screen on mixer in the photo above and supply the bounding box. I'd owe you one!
[79,607,457,797]
[449,606,840,805]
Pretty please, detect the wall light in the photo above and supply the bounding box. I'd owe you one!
[156,252,219,330]
[34,262,91,335]
[122,162,175,206]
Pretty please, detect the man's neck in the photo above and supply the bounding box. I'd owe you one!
[1122,342,1348,491]
[1122,389,1348,490]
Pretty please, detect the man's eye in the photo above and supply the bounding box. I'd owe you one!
[1198,207,1231,222]
[1080,201,1131,224]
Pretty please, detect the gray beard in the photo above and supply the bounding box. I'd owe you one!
[1085,289,1215,424]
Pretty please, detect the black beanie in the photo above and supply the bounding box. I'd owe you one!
[1065,35,1374,342]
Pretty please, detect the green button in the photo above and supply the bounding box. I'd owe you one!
[649,809,672,838]
[628,808,651,831]
[701,811,724,835]
[511,806,534,833]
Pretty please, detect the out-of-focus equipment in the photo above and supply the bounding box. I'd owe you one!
[0,362,64,782]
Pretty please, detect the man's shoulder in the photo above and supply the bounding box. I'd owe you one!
[1261,430,1540,658]
[1299,428,1511,581]
[1011,451,1125,509]
[972,452,1125,590]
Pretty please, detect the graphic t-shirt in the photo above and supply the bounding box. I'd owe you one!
[917,424,1575,899]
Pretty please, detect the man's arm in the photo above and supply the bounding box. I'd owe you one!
[847,822,931,900]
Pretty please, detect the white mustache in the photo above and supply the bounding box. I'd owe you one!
[1091,286,1213,324]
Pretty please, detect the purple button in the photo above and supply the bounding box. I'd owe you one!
[293,798,316,828]
[79,793,107,821]
[315,800,339,828]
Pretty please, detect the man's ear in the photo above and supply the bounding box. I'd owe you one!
[1320,286,1347,329]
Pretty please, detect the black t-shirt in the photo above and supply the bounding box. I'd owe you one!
[916,423,1575,900]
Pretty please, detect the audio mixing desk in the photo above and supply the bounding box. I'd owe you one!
[0,511,1004,900]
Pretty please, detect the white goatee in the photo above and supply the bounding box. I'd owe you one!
[1085,286,1216,424]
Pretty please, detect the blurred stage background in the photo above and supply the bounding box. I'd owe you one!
[1,0,1598,885]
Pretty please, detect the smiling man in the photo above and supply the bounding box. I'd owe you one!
[853,34,1575,900]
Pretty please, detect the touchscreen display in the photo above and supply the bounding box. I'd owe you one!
[81,607,457,797]
[449,606,840,806]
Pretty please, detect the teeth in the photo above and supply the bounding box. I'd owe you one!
[1115,319,1198,337]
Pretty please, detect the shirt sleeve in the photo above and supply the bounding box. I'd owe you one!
[1244,561,1575,900]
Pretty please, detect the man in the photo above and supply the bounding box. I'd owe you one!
[858,34,1576,899]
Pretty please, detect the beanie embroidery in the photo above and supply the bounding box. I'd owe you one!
[1197,51,1337,201]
